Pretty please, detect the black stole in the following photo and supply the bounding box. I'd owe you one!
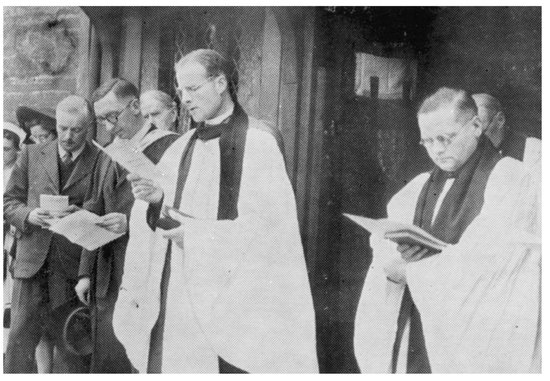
[392,136,501,373]
[171,102,249,218]
[413,135,501,243]
[146,103,249,373]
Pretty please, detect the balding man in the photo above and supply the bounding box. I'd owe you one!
[354,87,539,372]
[4,95,100,373]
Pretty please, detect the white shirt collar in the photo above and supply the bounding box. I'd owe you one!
[205,103,234,125]
[58,142,85,161]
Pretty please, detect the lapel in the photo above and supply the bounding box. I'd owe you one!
[39,141,60,194]
[62,142,97,192]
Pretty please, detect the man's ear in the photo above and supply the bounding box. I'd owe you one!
[472,116,484,137]
[130,98,141,114]
[214,75,229,95]
[494,111,506,128]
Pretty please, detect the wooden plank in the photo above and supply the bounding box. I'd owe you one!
[294,10,316,232]
[305,67,327,274]
[275,8,299,179]
[259,8,282,126]
[140,13,161,91]
[75,15,91,98]
[278,83,298,176]
[119,8,143,89]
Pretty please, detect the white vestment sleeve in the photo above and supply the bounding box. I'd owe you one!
[354,173,430,373]
[162,125,318,373]
[407,158,540,373]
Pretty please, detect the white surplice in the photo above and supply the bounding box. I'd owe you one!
[354,157,541,373]
[113,118,318,373]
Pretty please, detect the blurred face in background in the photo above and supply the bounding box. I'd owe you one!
[30,124,56,144]
[140,94,177,131]
[3,137,18,167]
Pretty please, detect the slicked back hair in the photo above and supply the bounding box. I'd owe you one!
[418,87,478,123]
[175,49,238,103]
[91,77,139,103]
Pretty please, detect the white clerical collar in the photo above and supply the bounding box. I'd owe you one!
[58,142,85,161]
[205,104,234,125]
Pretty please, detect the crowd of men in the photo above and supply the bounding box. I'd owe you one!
[3,48,541,373]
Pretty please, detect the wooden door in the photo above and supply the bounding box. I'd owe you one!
[314,10,433,372]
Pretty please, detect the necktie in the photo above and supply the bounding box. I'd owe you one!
[62,151,73,164]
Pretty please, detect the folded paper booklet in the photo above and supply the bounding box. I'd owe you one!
[93,139,165,181]
[343,213,448,252]
[48,210,124,251]
[40,194,69,217]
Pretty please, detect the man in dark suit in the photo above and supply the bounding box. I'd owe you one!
[74,78,179,373]
[4,95,100,373]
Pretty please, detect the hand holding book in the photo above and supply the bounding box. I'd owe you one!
[396,244,437,262]
[343,214,449,258]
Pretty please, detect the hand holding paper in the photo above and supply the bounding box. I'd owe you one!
[48,210,125,251]
[93,139,165,181]
[161,226,185,249]
[159,206,191,248]
[127,173,164,203]
[27,208,53,228]
[95,212,128,234]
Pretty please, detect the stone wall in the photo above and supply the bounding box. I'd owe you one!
[3,6,90,123]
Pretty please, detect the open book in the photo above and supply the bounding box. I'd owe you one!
[344,213,448,252]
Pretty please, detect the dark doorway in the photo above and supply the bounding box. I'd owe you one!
[313,7,436,373]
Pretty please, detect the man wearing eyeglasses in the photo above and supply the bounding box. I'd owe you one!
[74,78,180,373]
[113,49,317,373]
[4,95,100,373]
[355,87,539,372]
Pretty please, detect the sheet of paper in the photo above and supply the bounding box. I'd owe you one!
[93,139,165,180]
[40,194,69,216]
[48,209,124,251]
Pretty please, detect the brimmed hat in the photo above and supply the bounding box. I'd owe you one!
[62,305,93,356]
[16,106,57,135]
[3,122,27,148]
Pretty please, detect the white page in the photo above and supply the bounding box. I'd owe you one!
[343,213,447,247]
[40,194,69,212]
[93,139,165,181]
[48,209,124,251]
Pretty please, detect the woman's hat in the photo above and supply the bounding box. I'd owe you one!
[3,122,27,148]
[16,106,57,135]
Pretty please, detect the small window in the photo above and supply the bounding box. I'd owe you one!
[354,52,417,100]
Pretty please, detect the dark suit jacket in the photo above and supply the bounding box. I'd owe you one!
[79,133,180,300]
[3,140,100,282]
